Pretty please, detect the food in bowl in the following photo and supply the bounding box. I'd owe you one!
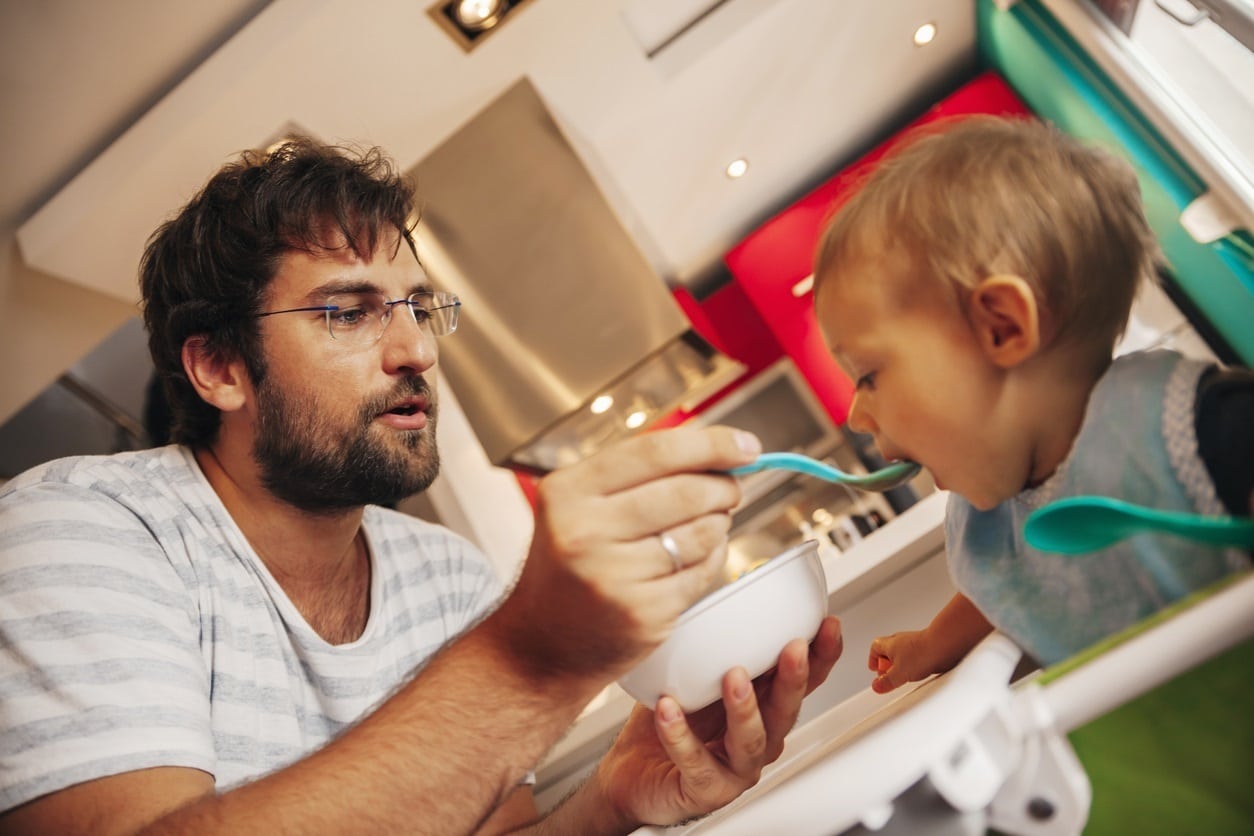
[617,539,828,712]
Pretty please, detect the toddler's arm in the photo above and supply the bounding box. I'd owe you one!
[867,593,993,694]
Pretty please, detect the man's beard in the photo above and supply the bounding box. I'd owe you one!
[253,376,440,513]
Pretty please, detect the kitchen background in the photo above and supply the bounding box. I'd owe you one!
[2,0,1251,818]
[3,0,1249,534]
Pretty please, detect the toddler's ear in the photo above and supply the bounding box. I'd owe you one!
[967,275,1041,368]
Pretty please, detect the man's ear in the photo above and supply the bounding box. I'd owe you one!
[967,274,1042,368]
[182,336,248,413]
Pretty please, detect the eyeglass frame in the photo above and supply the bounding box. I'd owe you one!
[254,289,461,344]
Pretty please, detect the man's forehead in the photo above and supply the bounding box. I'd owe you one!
[270,238,427,298]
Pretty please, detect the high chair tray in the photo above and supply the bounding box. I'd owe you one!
[636,571,1254,836]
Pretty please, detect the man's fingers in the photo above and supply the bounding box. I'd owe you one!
[606,476,742,543]
[550,425,760,497]
[629,541,731,634]
[807,617,843,693]
[720,668,769,780]
[654,698,727,799]
[640,514,733,576]
[757,638,809,755]
[753,619,840,760]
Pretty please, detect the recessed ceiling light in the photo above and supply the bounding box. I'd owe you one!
[455,0,505,31]
[913,22,937,46]
[725,158,749,179]
[625,411,648,429]
[428,0,532,52]
[590,394,614,414]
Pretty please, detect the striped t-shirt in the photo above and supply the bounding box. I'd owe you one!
[0,445,503,812]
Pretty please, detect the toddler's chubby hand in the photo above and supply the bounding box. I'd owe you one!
[866,631,933,694]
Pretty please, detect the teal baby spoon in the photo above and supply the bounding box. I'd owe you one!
[728,452,921,492]
[1024,495,1254,555]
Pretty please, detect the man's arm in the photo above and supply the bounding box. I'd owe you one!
[2,426,762,835]
[0,616,591,836]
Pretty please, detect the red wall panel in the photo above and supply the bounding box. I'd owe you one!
[723,71,1033,425]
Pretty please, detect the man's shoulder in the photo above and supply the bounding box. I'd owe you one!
[3,445,194,499]
[0,446,219,570]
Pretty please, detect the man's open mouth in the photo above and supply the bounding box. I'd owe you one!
[378,395,428,420]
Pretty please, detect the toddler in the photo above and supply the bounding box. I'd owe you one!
[810,115,1253,687]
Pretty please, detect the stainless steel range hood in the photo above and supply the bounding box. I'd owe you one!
[408,78,744,472]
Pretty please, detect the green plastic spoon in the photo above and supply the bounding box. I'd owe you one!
[728,452,922,492]
[1024,495,1254,555]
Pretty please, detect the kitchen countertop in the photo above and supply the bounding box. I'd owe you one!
[821,489,946,611]
[534,490,950,811]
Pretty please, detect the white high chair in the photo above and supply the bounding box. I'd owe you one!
[644,569,1254,835]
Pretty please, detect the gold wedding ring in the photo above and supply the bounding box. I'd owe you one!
[659,532,683,573]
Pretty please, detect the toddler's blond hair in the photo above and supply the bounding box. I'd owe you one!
[814,115,1160,363]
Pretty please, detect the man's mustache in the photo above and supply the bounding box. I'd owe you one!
[360,376,434,422]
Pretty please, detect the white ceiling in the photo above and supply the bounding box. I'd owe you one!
[0,0,272,424]
[0,0,269,243]
[9,0,977,305]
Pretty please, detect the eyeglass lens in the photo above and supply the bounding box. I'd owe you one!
[324,291,460,343]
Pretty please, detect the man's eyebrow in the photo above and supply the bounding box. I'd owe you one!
[305,278,433,302]
[311,280,378,299]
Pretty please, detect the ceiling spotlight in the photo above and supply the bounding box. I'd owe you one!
[625,411,648,430]
[590,394,614,414]
[725,157,750,179]
[454,0,505,31]
[428,0,533,52]
[913,22,937,46]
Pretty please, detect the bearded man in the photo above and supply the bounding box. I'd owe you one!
[0,138,841,834]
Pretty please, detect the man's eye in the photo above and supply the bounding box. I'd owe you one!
[331,307,370,326]
[411,305,432,323]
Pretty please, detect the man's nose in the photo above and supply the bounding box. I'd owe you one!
[380,308,437,373]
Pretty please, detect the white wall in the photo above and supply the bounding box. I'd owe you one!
[0,234,136,425]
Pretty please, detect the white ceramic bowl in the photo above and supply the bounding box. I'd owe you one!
[618,539,828,712]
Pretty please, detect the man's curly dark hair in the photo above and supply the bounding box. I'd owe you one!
[139,137,418,446]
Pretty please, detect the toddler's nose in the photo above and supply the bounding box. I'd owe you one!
[846,393,877,436]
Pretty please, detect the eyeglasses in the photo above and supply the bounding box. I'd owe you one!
[255,290,461,346]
